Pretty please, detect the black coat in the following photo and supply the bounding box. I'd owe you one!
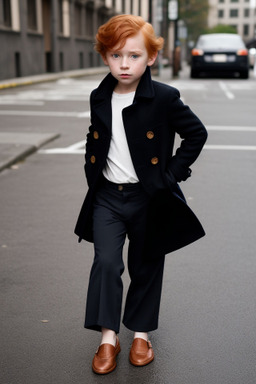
[75,67,208,257]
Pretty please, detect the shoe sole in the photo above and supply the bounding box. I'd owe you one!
[129,355,154,367]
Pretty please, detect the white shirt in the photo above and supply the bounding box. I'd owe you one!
[103,91,139,183]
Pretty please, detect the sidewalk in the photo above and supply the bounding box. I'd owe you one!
[0,65,187,172]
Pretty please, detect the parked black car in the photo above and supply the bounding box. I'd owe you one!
[190,33,249,79]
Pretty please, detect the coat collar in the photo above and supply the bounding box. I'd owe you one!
[93,66,155,102]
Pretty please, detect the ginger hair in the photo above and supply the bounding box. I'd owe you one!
[95,14,164,58]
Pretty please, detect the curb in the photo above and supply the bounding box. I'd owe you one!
[0,133,60,172]
[0,67,109,90]
[0,144,37,172]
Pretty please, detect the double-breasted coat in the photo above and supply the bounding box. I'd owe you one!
[75,67,208,258]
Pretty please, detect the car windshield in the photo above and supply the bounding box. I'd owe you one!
[196,34,245,50]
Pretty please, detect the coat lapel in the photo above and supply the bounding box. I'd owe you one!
[91,67,155,133]
[134,66,155,101]
[91,73,116,133]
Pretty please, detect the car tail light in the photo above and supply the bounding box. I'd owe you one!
[191,48,204,56]
[237,49,248,56]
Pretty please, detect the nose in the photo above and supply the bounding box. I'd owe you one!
[120,56,129,69]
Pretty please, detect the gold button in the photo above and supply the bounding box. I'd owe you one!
[118,185,123,191]
[93,131,99,139]
[146,131,154,139]
[151,157,159,165]
[90,155,96,164]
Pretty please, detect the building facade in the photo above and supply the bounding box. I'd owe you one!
[208,0,256,42]
[0,0,150,80]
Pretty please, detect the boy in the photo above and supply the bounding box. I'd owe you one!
[75,14,207,374]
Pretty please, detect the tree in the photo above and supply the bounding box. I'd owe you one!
[205,24,237,34]
[179,0,209,43]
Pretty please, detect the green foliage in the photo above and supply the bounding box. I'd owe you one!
[204,24,237,34]
[179,0,209,42]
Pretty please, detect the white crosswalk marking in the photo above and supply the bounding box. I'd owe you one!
[0,100,45,106]
[0,110,90,118]
[0,79,100,103]
[204,145,256,150]
[39,140,86,154]
[77,111,90,118]
[207,126,256,132]
[227,83,256,90]
[166,81,207,91]
[1,78,255,106]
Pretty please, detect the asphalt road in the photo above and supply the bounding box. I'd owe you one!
[1,66,256,384]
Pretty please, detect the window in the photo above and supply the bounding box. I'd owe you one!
[244,8,250,17]
[97,9,107,28]
[3,0,12,27]
[230,0,238,2]
[59,0,64,34]
[15,52,21,77]
[27,0,37,30]
[230,9,239,17]
[79,52,84,69]
[218,9,224,17]
[89,51,93,67]
[59,52,64,71]
[85,7,93,36]
[75,3,82,35]
[219,0,224,3]
[122,0,125,13]
[243,24,249,36]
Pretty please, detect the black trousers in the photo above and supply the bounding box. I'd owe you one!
[84,178,165,334]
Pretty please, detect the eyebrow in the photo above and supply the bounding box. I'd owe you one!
[110,49,144,54]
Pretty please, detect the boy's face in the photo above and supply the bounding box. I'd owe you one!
[102,31,157,94]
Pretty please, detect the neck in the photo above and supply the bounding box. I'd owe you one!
[114,81,139,94]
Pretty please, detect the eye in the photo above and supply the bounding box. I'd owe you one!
[112,53,119,59]
[131,54,139,59]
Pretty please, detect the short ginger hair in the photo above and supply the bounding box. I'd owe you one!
[95,14,164,58]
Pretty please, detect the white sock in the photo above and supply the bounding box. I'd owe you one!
[134,332,148,341]
[100,328,117,346]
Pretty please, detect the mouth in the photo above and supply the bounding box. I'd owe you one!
[120,74,131,79]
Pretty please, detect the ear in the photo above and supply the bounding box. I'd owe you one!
[101,55,109,66]
[147,53,158,67]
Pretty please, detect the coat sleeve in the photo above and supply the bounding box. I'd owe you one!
[166,88,208,182]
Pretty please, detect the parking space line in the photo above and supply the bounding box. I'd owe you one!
[218,81,235,100]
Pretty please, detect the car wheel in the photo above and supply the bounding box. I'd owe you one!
[240,70,249,79]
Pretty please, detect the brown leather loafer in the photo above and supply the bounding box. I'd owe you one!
[92,337,121,374]
[129,338,154,366]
